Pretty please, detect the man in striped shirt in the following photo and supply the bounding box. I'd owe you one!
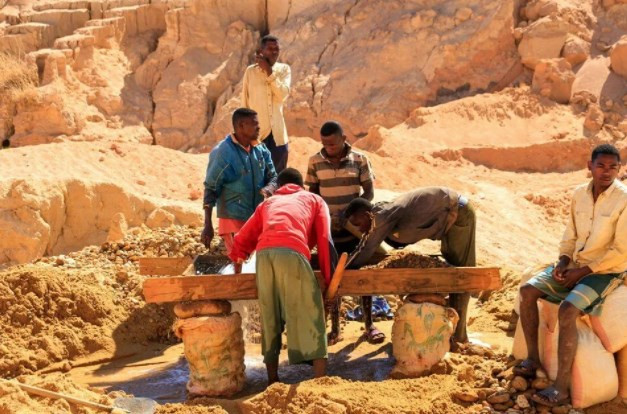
[305,121,382,344]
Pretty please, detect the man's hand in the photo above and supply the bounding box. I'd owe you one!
[255,53,272,76]
[558,266,592,288]
[551,256,570,281]
[200,225,214,248]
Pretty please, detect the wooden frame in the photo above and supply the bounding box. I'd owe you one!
[142,267,502,303]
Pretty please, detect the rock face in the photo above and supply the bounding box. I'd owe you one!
[11,85,84,146]
[610,35,627,78]
[272,0,520,141]
[134,0,265,150]
[517,0,594,70]
[134,0,521,147]
[584,103,604,132]
[532,58,575,103]
[3,0,524,148]
[0,141,205,265]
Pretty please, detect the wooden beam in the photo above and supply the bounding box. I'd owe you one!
[142,267,501,303]
[139,257,193,276]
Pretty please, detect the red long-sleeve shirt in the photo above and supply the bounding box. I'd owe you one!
[229,184,338,284]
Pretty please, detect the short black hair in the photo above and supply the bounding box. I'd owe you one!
[261,35,279,47]
[232,108,257,128]
[320,121,343,137]
[344,197,373,218]
[591,143,620,163]
[277,168,303,187]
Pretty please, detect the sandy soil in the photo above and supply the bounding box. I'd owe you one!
[1,137,625,413]
[0,225,223,378]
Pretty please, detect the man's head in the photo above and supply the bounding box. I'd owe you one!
[589,144,621,190]
[277,167,304,188]
[232,108,260,143]
[320,121,346,158]
[344,197,374,233]
[259,35,280,66]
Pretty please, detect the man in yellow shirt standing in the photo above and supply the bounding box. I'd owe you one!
[516,144,626,407]
[242,35,291,173]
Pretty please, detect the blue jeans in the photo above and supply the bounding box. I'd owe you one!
[263,132,288,173]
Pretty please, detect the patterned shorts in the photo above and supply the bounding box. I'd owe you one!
[526,265,625,316]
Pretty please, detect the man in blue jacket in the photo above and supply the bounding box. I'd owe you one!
[201,108,277,255]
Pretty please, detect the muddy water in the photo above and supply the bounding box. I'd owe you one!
[70,318,511,406]
[69,321,395,406]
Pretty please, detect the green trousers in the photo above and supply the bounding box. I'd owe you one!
[441,202,476,267]
[256,248,327,364]
[441,202,476,342]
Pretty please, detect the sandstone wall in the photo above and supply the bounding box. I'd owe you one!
[0,178,202,264]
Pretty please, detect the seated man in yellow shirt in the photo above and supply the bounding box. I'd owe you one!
[516,144,626,407]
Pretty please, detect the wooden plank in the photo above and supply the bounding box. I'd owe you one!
[142,267,501,303]
[139,257,193,276]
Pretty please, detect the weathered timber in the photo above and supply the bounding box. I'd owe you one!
[139,257,193,276]
[142,267,501,303]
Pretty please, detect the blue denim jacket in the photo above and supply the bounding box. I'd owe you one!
[203,135,277,221]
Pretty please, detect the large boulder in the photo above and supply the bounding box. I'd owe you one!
[562,34,590,67]
[11,85,84,146]
[610,35,627,78]
[518,18,569,69]
[532,58,575,103]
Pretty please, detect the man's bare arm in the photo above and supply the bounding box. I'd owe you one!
[309,183,321,195]
[361,180,374,201]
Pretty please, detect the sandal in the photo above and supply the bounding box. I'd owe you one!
[530,386,570,407]
[513,359,540,378]
[363,326,386,344]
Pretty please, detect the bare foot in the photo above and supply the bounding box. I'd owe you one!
[327,331,343,346]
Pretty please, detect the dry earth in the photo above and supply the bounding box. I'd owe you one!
[1,0,627,413]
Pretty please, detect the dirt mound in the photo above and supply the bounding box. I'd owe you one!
[241,350,508,414]
[155,398,228,414]
[0,225,221,378]
[364,251,449,269]
[468,269,521,335]
[0,373,114,413]
[0,373,228,413]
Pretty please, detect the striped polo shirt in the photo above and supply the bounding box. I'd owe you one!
[305,144,375,241]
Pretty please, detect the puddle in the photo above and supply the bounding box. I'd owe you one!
[71,321,395,405]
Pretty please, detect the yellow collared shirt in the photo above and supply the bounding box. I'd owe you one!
[241,63,291,146]
[559,179,627,273]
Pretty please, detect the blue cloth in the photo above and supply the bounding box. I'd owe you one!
[203,135,277,221]
[345,296,394,321]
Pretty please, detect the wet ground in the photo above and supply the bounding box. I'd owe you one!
[70,321,396,405]
[69,314,512,413]
[69,254,513,412]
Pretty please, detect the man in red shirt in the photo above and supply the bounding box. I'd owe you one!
[229,168,338,384]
